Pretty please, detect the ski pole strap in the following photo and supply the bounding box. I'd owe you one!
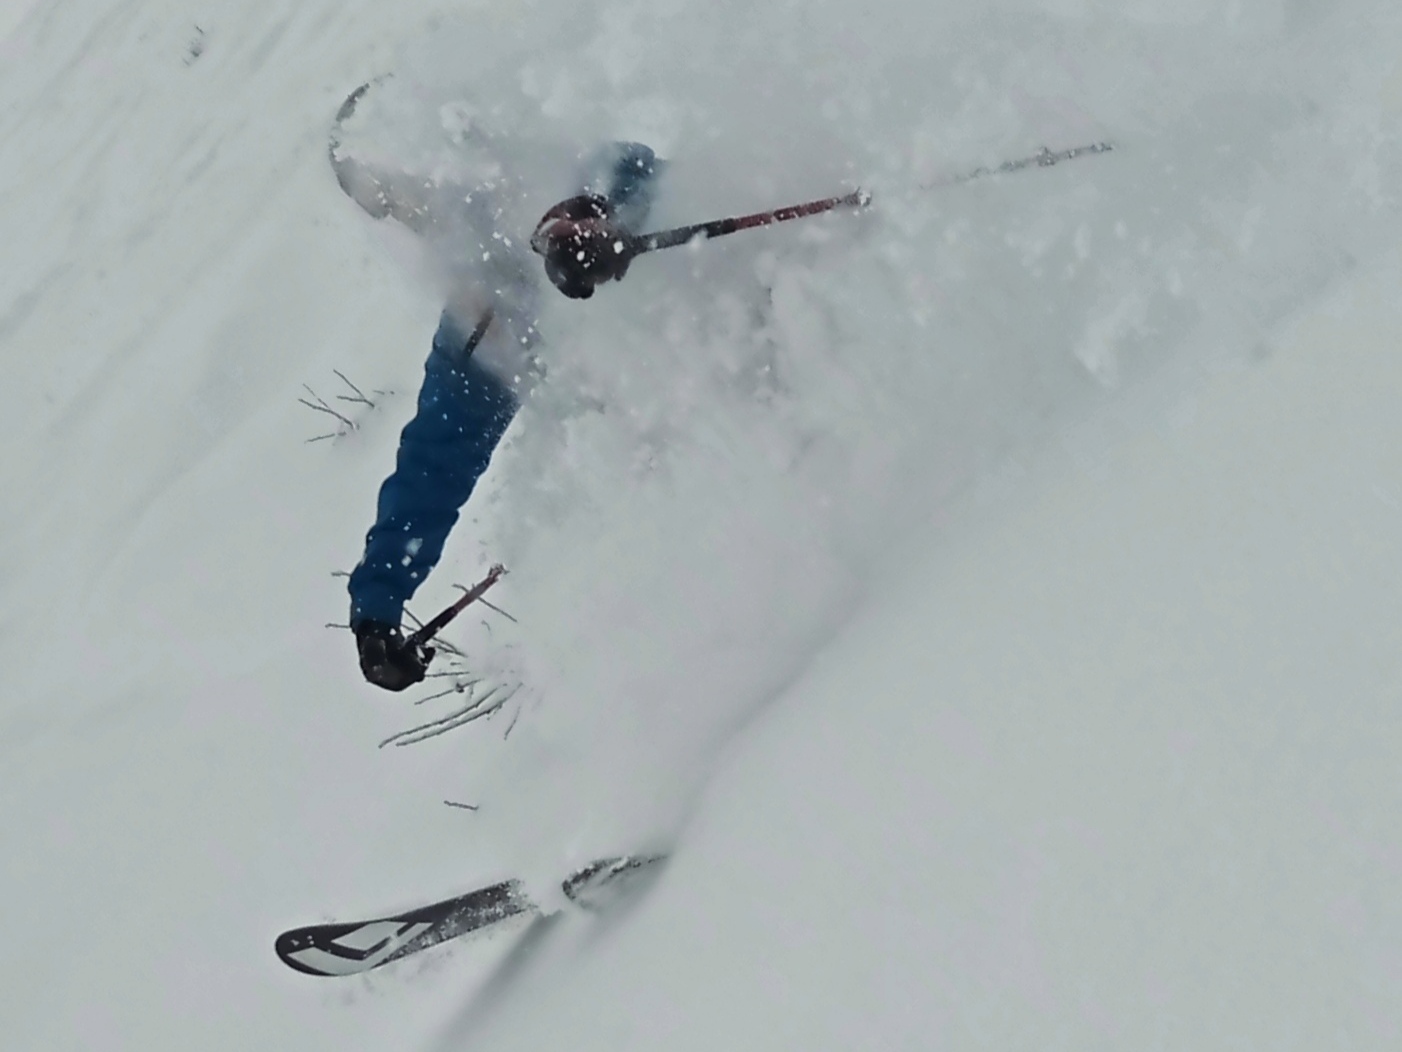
[635,188,872,255]
[406,564,506,649]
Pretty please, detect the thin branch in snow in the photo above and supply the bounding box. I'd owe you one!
[480,598,519,623]
[300,371,388,442]
[503,699,523,740]
[298,385,357,430]
[378,682,518,747]
[416,672,486,705]
[410,680,474,707]
[433,637,468,659]
[333,369,375,407]
[325,621,350,630]
[443,800,479,811]
[453,582,519,624]
[399,693,513,744]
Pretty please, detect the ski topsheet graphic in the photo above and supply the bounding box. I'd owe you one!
[275,855,665,976]
[276,878,528,977]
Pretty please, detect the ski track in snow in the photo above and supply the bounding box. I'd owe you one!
[1,0,1400,1048]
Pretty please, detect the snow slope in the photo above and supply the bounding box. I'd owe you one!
[1,0,1399,1048]
[448,255,1402,1051]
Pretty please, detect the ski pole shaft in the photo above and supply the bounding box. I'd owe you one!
[407,564,506,649]
[635,188,872,255]
[628,141,1112,259]
[460,308,494,359]
[923,141,1114,189]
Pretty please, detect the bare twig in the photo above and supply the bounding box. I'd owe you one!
[333,369,375,407]
[478,599,518,623]
[378,682,519,748]
[433,638,468,659]
[411,683,463,707]
[443,800,479,811]
[300,372,385,442]
[410,677,484,707]
[454,581,520,625]
[299,385,357,430]
[503,699,523,740]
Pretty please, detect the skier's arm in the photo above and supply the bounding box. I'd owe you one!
[348,313,519,640]
[330,149,438,234]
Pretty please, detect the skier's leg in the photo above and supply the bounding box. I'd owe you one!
[348,311,518,630]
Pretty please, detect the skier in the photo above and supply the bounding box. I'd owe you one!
[332,126,662,691]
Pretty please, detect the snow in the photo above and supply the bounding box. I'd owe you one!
[1,0,1399,1048]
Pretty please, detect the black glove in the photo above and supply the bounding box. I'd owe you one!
[354,621,434,692]
[530,194,638,299]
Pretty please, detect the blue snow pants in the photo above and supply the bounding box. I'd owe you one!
[347,314,519,629]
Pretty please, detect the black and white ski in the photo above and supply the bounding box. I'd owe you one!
[275,854,665,977]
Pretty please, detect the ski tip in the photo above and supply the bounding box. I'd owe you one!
[561,853,669,911]
[274,927,350,978]
[333,82,374,125]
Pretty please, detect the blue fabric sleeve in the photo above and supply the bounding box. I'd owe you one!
[348,312,519,629]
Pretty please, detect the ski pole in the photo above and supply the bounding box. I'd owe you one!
[921,141,1114,189]
[533,140,1114,297]
[460,308,494,359]
[629,141,1112,255]
[531,189,871,297]
[633,188,872,255]
[407,564,506,649]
